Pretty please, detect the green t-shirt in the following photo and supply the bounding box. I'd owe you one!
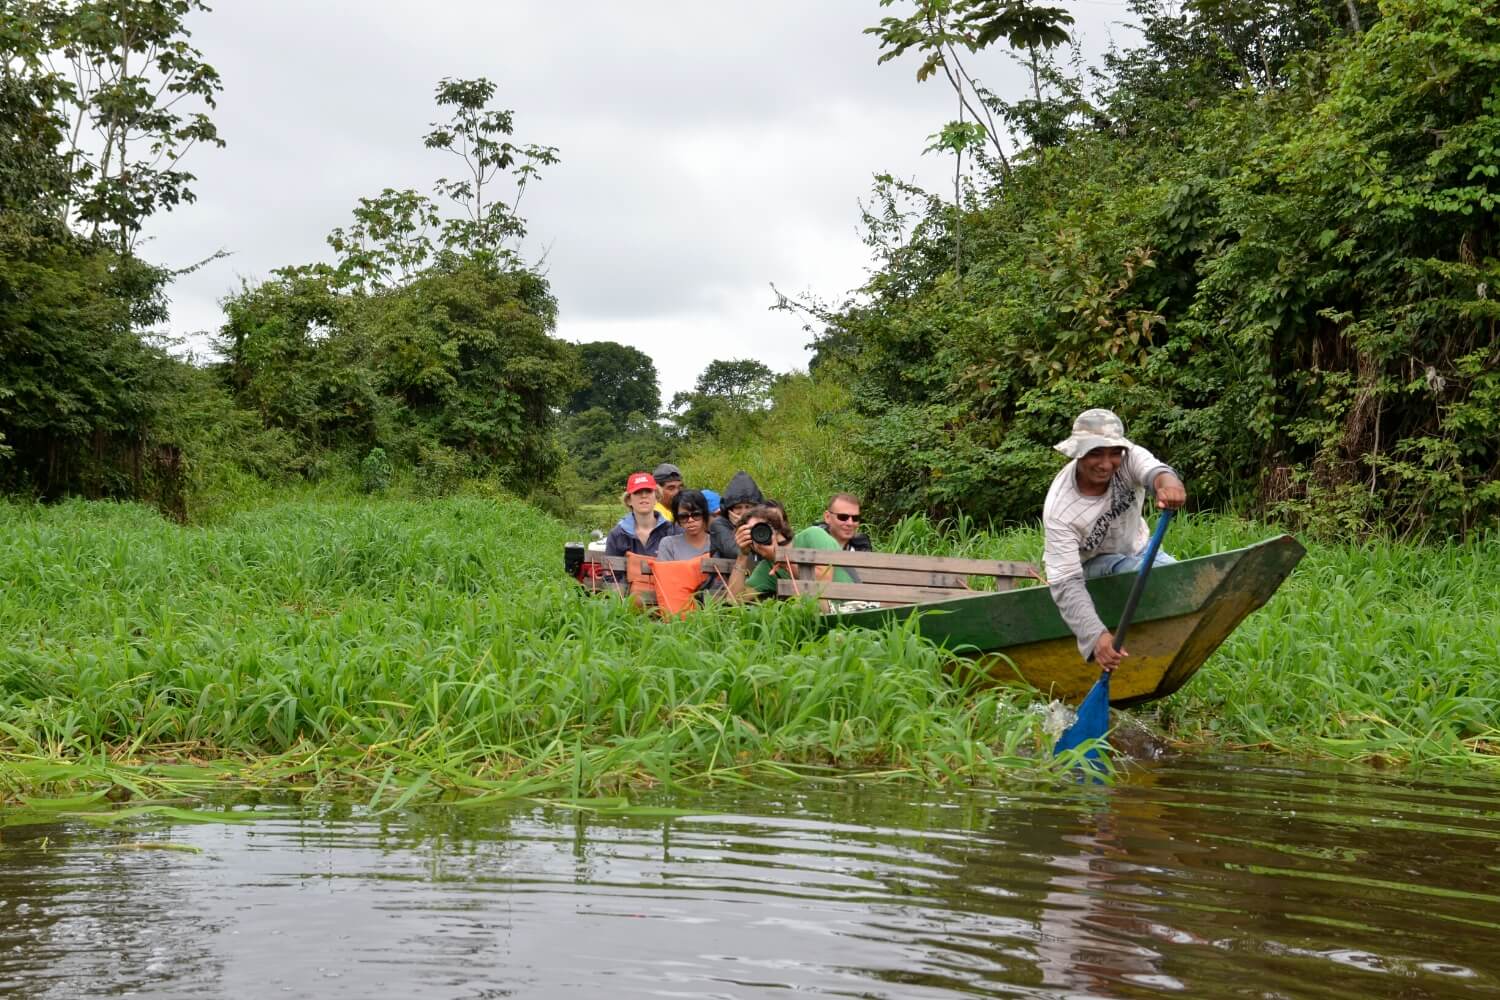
[745,525,855,596]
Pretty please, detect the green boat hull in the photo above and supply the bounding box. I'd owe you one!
[820,535,1305,707]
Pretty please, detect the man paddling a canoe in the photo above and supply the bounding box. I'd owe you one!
[1044,409,1187,671]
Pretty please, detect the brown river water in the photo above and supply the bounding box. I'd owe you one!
[1,755,1497,999]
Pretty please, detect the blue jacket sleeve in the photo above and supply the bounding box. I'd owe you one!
[604,525,632,557]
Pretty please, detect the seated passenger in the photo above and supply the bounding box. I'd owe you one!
[820,493,866,552]
[657,490,713,561]
[604,472,677,559]
[725,504,792,601]
[726,503,858,601]
[652,463,684,522]
[710,471,764,558]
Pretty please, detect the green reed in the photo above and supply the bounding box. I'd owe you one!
[2,499,1493,811]
[0,497,1064,805]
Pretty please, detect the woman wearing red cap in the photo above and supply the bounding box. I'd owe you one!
[604,471,677,559]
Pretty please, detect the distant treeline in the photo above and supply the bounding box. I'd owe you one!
[0,3,773,519]
[3,1,1495,537]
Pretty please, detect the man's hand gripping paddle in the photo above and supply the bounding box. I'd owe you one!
[1053,510,1174,762]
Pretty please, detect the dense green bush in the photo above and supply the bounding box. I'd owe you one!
[818,0,1499,538]
[677,374,864,527]
[360,447,393,494]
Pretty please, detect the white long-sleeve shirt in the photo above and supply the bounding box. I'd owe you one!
[1043,445,1174,658]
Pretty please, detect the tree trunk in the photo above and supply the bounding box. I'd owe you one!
[954,96,963,290]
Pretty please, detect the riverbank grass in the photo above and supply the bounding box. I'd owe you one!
[1,498,1494,811]
[0,497,1067,808]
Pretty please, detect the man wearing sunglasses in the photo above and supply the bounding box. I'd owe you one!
[804,493,866,584]
[822,494,864,549]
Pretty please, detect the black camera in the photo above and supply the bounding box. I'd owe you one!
[750,522,774,546]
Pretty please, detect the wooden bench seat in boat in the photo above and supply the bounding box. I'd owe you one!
[578,548,1040,607]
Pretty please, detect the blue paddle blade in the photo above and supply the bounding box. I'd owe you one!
[1053,671,1110,760]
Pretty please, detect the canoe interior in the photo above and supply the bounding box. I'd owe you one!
[820,535,1305,707]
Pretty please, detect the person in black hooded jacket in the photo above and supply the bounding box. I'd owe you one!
[709,470,763,558]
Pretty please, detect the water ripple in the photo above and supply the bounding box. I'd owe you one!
[1,755,1497,998]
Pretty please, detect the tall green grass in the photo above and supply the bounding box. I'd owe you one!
[2,497,1493,811]
[678,374,863,526]
[0,496,1063,805]
[1164,525,1500,767]
[881,513,1500,769]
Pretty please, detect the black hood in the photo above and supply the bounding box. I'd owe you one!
[720,471,764,508]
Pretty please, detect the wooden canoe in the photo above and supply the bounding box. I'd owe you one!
[818,535,1305,707]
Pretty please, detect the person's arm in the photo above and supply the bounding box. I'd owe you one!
[1126,444,1186,510]
[726,551,755,601]
[788,526,839,609]
[604,525,626,558]
[1043,518,1118,665]
[1152,471,1186,510]
[726,521,765,602]
[813,564,833,612]
[709,517,739,558]
[1050,575,1119,667]
[600,526,631,583]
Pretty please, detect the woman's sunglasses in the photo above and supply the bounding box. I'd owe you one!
[677,510,706,522]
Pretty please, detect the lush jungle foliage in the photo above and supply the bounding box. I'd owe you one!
[814,0,1498,539]
[0,497,1069,801]
[560,356,780,500]
[4,0,1495,538]
[0,1,216,513]
[0,4,580,517]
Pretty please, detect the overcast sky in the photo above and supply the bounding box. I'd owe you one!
[149,1,1134,401]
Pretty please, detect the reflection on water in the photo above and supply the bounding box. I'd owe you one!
[1,756,1497,999]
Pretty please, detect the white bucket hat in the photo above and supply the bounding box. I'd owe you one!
[1054,408,1134,459]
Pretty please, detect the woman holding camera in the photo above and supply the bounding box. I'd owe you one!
[727,503,860,603]
[726,504,791,601]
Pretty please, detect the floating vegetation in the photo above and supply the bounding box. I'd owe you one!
[1,498,1495,816]
[0,497,1069,808]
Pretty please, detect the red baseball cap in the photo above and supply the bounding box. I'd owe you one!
[626,472,658,493]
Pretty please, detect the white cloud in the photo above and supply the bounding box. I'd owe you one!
[149,1,1130,397]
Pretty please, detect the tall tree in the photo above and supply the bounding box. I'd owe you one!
[867,0,1075,175]
[0,16,184,500]
[669,359,777,436]
[218,77,576,493]
[693,359,777,408]
[10,0,227,252]
[424,77,559,265]
[565,342,660,419]
[327,77,558,291]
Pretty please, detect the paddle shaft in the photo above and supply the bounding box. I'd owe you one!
[1054,510,1175,761]
[1111,509,1174,652]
